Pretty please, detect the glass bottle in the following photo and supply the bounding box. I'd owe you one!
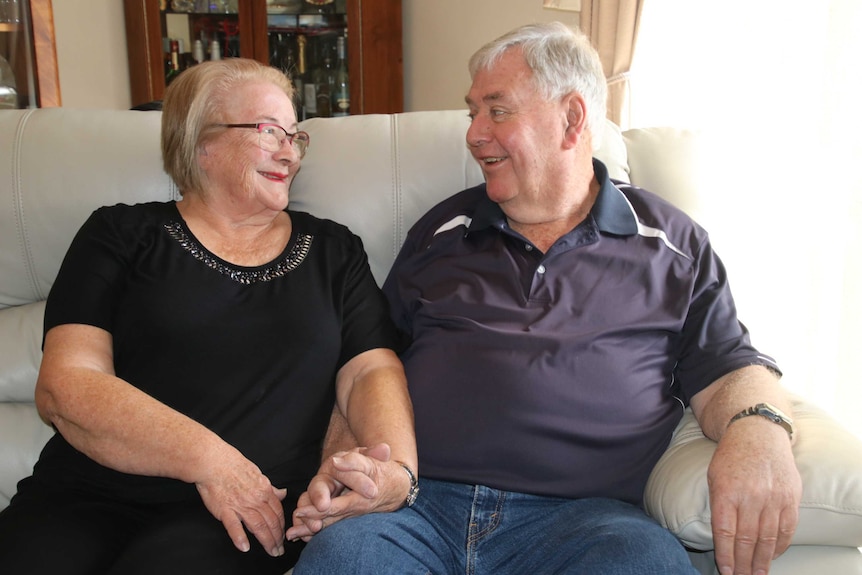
[332,36,349,116]
[209,39,222,61]
[313,47,335,118]
[165,40,181,85]
[193,39,206,65]
[298,35,317,119]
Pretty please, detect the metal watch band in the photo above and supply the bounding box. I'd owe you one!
[728,402,794,440]
[395,461,419,507]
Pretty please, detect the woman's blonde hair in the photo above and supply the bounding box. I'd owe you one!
[161,58,295,194]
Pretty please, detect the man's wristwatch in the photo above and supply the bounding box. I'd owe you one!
[728,402,795,441]
[395,461,419,507]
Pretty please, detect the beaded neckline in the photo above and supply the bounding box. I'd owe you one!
[164,221,313,285]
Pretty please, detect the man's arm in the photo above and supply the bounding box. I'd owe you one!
[287,349,417,542]
[689,365,802,575]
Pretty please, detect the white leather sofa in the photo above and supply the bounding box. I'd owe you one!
[1,108,861,574]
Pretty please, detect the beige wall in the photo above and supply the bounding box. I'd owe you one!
[51,0,578,111]
[402,0,579,111]
[52,0,131,109]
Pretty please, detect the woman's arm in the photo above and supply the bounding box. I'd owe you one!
[36,323,289,558]
[287,348,417,541]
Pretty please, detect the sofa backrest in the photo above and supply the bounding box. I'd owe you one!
[0,108,637,301]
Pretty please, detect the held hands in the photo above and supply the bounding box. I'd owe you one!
[707,418,802,575]
[286,443,410,542]
[195,446,287,558]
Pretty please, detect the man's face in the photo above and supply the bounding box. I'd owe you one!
[465,49,570,222]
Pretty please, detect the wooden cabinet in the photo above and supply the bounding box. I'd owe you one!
[0,0,60,108]
[123,0,402,114]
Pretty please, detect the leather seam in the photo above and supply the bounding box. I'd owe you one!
[11,109,44,304]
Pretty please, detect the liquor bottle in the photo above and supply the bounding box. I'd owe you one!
[332,36,350,117]
[269,33,284,70]
[314,54,334,118]
[165,40,181,85]
[192,39,206,65]
[298,35,317,119]
[209,40,222,61]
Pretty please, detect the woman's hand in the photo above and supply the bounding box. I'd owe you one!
[37,324,289,557]
[195,445,288,557]
[286,443,410,542]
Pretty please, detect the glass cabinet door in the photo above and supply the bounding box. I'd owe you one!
[124,0,401,114]
[265,0,349,119]
[0,0,60,108]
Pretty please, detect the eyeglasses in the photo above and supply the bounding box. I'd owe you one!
[215,123,310,158]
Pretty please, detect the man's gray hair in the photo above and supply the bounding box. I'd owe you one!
[469,22,608,144]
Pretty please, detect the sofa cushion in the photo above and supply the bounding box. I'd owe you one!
[645,396,862,549]
[0,301,44,402]
[622,127,702,218]
[0,402,54,508]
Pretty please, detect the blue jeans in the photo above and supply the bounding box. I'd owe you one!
[294,478,698,575]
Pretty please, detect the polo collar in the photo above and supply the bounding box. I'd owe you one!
[467,159,638,237]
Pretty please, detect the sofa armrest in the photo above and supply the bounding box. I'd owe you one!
[645,397,862,550]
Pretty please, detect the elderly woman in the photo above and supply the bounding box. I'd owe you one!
[0,59,416,574]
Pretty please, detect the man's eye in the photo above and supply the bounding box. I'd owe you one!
[261,127,277,135]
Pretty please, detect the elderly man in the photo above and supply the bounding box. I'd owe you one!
[290,22,801,575]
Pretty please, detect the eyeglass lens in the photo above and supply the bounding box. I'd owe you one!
[259,126,308,156]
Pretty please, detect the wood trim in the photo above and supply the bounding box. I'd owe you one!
[248,0,268,62]
[349,0,402,114]
[124,0,165,107]
[29,0,60,107]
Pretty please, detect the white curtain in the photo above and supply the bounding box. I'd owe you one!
[630,0,862,439]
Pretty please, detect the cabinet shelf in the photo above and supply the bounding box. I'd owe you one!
[123,0,402,115]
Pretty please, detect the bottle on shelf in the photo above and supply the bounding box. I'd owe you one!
[269,32,304,119]
[313,49,335,118]
[298,35,317,119]
[332,35,349,116]
[209,39,222,61]
[165,40,182,85]
[192,39,206,65]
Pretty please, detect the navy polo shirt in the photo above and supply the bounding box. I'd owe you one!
[382,160,779,504]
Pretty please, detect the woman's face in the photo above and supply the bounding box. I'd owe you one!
[199,80,301,217]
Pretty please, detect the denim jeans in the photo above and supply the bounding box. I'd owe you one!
[293,478,698,575]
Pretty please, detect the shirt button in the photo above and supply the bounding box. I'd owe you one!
[525,244,533,251]
[537,265,546,274]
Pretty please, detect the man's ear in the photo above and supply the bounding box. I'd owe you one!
[564,93,588,144]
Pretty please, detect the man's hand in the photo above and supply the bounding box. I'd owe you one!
[286,443,410,542]
[707,417,802,575]
[195,452,287,557]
